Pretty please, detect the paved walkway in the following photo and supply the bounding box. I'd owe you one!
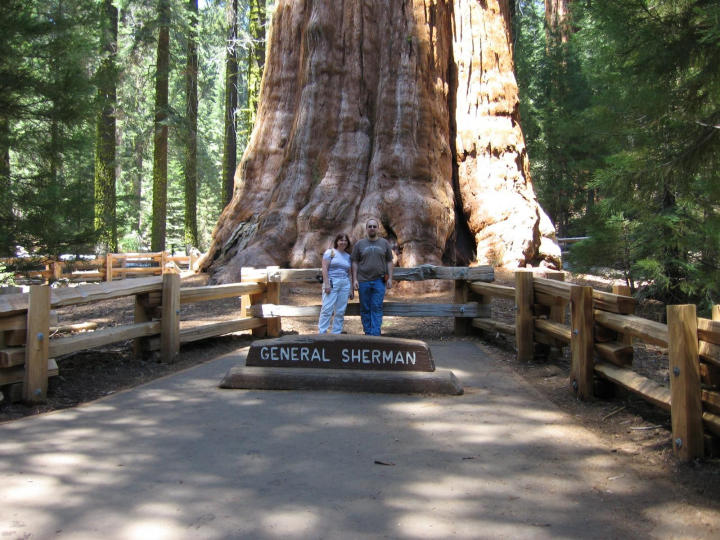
[1,341,719,539]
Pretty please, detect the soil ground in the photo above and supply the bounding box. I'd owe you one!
[2,269,719,509]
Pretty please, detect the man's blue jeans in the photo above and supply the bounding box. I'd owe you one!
[358,278,386,336]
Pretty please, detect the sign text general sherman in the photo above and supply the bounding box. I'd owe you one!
[245,334,435,372]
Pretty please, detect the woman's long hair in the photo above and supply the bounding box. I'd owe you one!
[332,233,352,254]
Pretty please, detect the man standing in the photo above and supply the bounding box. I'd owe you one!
[351,218,394,336]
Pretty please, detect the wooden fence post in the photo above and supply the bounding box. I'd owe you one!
[105,253,113,282]
[265,266,282,337]
[667,304,704,460]
[23,285,50,403]
[612,284,634,346]
[454,280,471,337]
[570,285,594,399]
[161,272,180,363]
[241,267,267,338]
[515,270,534,362]
[49,261,63,283]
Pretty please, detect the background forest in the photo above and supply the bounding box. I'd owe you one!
[1,0,718,312]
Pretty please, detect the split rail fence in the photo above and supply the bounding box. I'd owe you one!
[1,264,718,461]
[2,252,196,284]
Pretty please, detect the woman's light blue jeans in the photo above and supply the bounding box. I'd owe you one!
[358,278,386,336]
[318,276,351,334]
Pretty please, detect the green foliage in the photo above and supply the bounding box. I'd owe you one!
[515,0,720,313]
[3,0,273,257]
[0,0,98,257]
[0,264,16,286]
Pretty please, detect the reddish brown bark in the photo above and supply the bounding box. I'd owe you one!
[202,0,559,283]
[545,0,574,43]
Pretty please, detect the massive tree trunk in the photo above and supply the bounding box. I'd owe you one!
[202,0,559,283]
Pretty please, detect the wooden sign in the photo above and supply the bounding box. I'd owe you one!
[245,334,435,372]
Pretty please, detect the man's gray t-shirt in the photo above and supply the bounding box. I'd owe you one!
[351,237,393,282]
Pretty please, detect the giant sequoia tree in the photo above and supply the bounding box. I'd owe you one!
[201,0,559,282]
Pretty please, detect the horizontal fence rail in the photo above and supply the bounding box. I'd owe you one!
[1,252,197,284]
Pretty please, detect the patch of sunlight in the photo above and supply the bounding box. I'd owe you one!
[409,420,511,441]
[135,390,183,402]
[4,475,60,502]
[395,513,462,538]
[401,476,505,500]
[28,452,93,470]
[384,401,445,414]
[261,507,319,536]
[310,415,369,428]
[105,416,160,426]
[122,519,186,540]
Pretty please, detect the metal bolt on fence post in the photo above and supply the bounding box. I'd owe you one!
[573,329,579,335]
[673,367,680,377]
[675,438,683,448]
[37,332,44,341]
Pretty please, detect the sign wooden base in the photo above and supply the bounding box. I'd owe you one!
[220,366,463,395]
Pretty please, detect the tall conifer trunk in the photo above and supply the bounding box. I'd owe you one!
[184,0,199,249]
[94,0,118,254]
[202,0,559,282]
[151,0,170,252]
[0,118,12,255]
[221,0,238,208]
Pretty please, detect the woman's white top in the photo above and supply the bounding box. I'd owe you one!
[323,249,351,281]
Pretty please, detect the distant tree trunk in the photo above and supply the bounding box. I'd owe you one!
[247,0,266,118]
[221,0,238,208]
[184,0,199,249]
[0,118,15,257]
[151,0,170,252]
[0,118,12,256]
[94,0,118,254]
[202,0,559,282]
[545,0,573,43]
[131,134,144,234]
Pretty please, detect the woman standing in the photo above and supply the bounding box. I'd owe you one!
[318,234,353,334]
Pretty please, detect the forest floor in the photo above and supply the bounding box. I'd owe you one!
[1,269,719,506]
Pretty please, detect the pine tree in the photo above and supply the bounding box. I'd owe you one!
[94,0,119,254]
[151,0,171,252]
[221,0,238,208]
[568,1,720,310]
[184,0,199,249]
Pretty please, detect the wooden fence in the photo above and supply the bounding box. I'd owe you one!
[469,269,720,461]
[1,264,718,461]
[1,252,196,284]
